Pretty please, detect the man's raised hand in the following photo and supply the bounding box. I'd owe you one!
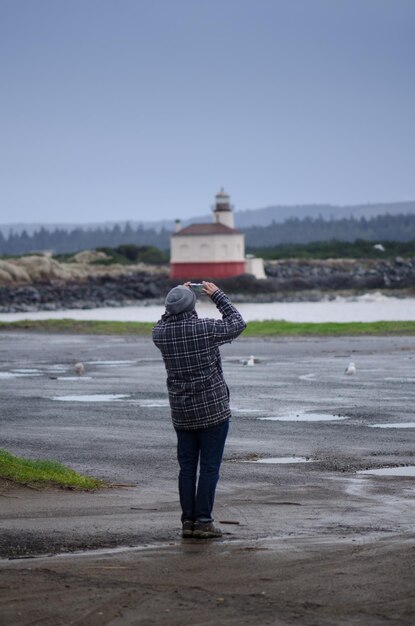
[202,281,219,297]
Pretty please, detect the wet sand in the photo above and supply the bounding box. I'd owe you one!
[1,332,415,625]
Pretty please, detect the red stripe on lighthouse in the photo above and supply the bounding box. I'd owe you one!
[170,262,245,279]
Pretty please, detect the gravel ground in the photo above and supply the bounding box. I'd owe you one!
[0,331,415,625]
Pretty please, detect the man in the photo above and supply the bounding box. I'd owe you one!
[152,281,246,539]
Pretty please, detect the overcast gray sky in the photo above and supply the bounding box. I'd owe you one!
[1,0,414,224]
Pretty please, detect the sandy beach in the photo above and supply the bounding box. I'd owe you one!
[1,332,415,625]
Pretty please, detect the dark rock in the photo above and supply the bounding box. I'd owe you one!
[1,261,415,313]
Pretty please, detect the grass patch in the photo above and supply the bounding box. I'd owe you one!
[1,318,415,336]
[248,238,415,260]
[0,318,155,335]
[243,320,415,336]
[0,448,104,490]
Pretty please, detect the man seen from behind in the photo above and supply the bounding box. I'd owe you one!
[152,281,246,539]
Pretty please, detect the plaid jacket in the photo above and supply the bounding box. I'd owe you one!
[152,289,246,430]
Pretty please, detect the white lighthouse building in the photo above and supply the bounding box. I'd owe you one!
[170,189,265,280]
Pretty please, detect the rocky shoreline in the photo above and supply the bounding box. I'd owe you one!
[0,257,414,313]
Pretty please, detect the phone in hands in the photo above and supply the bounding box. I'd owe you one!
[189,282,204,293]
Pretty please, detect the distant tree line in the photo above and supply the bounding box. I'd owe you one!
[243,213,415,247]
[2,213,415,257]
[0,223,171,256]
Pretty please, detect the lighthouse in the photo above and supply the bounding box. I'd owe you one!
[170,189,246,280]
[212,188,235,229]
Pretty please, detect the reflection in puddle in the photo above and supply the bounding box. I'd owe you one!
[244,456,312,464]
[341,477,368,498]
[51,394,130,402]
[258,413,346,422]
[369,423,415,429]
[358,466,415,477]
[137,399,169,407]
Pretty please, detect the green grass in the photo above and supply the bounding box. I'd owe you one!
[243,320,415,336]
[247,238,415,260]
[0,318,155,335]
[1,318,415,336]
[0,448,104,490]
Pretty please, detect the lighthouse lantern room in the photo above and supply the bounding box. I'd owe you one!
[170,189,246,280]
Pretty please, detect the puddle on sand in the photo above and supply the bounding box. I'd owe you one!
[244,456,312,464]
[136,399,169,408]
[1,542,179,565]
[12,368,41,373]
[258,413,346,422]
[369,423,415,429]
[358,466,415,477]
[231,406,263,414]
[51,394,130,402]
[85,360,136,366]
[56,376,93,381]
[0,372,42,378]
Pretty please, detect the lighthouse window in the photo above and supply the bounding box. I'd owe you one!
[221,243,228,258]
[179,244,190,259]
[200,243,210,259]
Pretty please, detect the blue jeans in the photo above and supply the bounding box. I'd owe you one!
[175,420,229,523]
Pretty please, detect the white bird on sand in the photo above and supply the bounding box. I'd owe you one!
[245,355,255,367]
[345,362,356,375]
[74,362,85,376]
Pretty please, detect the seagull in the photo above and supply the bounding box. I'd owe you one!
[240,355,260,366]
[74,362,85,376]
[345,362,356,375]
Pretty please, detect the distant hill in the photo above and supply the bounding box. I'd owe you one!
[234,200,415,228]
[1,200,415,235]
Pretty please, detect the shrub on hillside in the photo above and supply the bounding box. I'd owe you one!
[94,245,168,265]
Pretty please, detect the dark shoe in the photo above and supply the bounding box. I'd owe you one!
[193,521,222,539]
[182,520,194,538]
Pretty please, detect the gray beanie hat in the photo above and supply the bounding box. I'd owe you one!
[165,286,196,315]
